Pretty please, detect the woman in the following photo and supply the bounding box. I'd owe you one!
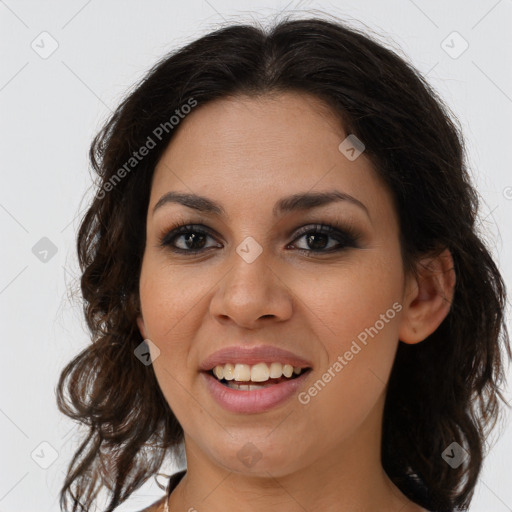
[56,16,511,512]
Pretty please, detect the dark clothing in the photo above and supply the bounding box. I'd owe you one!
[138,470,186,512]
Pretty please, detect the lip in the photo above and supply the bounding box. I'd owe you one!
[202,369,313,414]
[199,345,313,371]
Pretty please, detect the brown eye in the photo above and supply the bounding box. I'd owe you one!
[159,225,221,254]
[159,222,360,256]
[288,224,359,254]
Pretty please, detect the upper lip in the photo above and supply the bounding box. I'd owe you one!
[199,345,313,372]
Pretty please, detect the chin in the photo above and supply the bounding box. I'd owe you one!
[209,440,308,478]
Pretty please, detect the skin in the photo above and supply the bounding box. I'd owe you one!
[136,91,456,512]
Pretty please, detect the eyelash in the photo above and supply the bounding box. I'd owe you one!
[157,219,361,257]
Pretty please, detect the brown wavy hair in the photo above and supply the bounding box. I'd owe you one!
[56,15,511,512]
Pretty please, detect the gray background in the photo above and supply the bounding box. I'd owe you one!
[1,1,511,510]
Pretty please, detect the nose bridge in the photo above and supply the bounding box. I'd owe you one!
[227,234,274,301]
[210,234,293,326]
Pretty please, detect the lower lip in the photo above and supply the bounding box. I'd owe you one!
[202,370,311,414]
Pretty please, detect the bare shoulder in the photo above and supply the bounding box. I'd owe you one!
[136,495,166,512]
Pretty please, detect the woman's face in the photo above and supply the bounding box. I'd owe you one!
[137,91,412,477]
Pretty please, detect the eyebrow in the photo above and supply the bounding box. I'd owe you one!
[152,190,370,219]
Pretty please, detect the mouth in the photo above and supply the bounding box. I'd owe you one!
[201,363,313,414]
[205,363,312,391]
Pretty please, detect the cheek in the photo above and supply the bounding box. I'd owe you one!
[139,257,210,338]
[138,262,201,393]
[138,264,197,414]
[290,247,404,345]
[293,249,403,423]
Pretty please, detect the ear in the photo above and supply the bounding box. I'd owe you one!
[399,248,456,344]
[136,314,148,340]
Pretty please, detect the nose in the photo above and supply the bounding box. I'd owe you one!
[209,244,294,329]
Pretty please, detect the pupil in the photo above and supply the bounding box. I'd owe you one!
[186,233,205,250]
[307,233,328,250]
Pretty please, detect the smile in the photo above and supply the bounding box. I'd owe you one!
[202,366,313,414]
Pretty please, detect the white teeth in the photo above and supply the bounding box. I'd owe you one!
[211,362,306,383]
[233,364,251,382]
[251,362,270,382]
[223,363,235,380]
[225,382,273,390]
[282,364,293,378]
[269,362,282,379]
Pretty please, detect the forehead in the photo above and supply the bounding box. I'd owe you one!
[155,91,345,169]
[150,92,394,225]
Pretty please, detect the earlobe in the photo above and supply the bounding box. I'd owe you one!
[398,248,456,345]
